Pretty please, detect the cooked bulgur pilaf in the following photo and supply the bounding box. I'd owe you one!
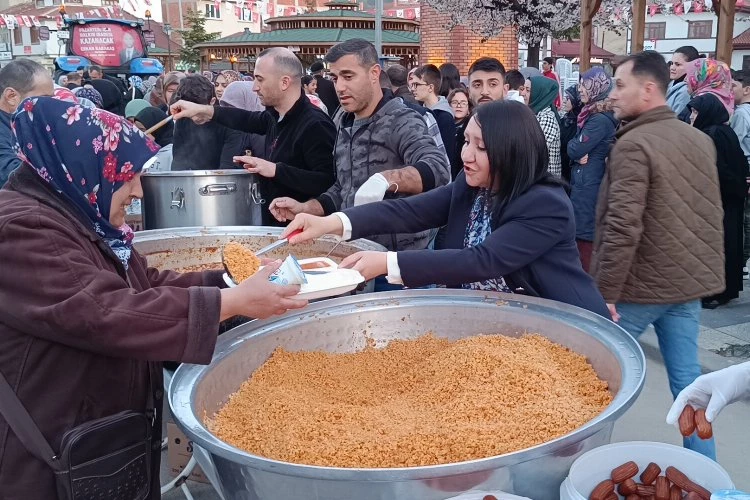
[208,334,612,468]
[222,242,261,283]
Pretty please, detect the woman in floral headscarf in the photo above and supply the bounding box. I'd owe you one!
[74,85,104,109]
[0,97,306,498]
[566,67,618,272]
[679,57,734,123]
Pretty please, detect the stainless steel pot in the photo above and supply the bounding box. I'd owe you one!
[141,170,264,229]
[169,290,646,500]
[133,226,386,271]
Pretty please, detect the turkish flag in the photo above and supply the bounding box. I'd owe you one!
[405,8,415,18]
[21,16,32,27]
[0,17,5,28]
[649,4,658,15]
[267,2,273,15]
[674,2,683,14]
[253,12,259,22]
[694,0,704,11]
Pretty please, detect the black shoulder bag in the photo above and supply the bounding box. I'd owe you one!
[0,364,156,500]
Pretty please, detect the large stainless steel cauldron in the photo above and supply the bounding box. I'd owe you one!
[133,226,385,271]
[141,170,264,229]
[169,291,645,500]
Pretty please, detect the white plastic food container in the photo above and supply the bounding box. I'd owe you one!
[560,441,734,500]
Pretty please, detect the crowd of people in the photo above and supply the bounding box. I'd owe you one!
[0,39,748,497]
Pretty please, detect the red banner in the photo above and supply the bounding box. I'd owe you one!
[70,23,144,67]
[267,2,273,15]
[21,15,32,27]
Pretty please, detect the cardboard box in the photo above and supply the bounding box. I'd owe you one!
[166,421,210,484]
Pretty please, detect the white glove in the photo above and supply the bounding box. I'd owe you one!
[353,173,390,207]
[666,361,750,424]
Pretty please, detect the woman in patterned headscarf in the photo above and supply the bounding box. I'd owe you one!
[127,75,146,100]
[0,96,305,500]
[566,67,618,272]
[679,57,734,122]
[74,86,104,109]
[213,70,241,100]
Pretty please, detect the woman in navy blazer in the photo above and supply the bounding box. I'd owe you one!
[283,100,610,318]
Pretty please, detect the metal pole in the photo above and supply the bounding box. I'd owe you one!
[374,0,382,59]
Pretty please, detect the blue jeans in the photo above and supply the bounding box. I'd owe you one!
[616,300,716,460]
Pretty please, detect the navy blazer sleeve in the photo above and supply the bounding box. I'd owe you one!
[396,188,570,288]
[344,183,454,237]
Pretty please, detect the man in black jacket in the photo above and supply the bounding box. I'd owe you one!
[170,47,336,226]
[0,59,54,187]
[310,60,338,116]
[386,64,416,104]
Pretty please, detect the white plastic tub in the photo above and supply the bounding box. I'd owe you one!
[560,441,735,499]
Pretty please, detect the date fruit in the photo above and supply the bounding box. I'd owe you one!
[589,479,615,500]
[694,408,713,440]
[637,484,656,497]
[670,485,683,500]
[611,461,639,483]
[678,405,696,436]
[625,495,640,500]
[640,462,662,485]
[655,476,670,500]
[618,478,638,496]
[666,466,711,500]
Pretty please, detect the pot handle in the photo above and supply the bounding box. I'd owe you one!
[199,183,237,196]
[250,182,265,205]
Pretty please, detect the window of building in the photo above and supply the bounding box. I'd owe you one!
[205,4,220,18]
[238,7,252,21]
[102,0,119,4]
[687,20,712,39]
[30,26,40,45]
[13,28,23,46]
[35,0,61,6]
[644,22,666,40]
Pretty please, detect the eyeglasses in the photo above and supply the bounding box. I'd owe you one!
[450,100,469,107]
[409,82,429,90]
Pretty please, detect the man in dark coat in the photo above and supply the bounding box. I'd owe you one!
[0,59,54,187]
[386,64,417,104]
[171,48,336,226]
[310,60,339,116]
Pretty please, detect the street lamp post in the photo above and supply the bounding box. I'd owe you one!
[230,55,237,70]
[163,23,172,71]
[144,10,152,30]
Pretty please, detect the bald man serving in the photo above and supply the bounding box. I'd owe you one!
[171,47,336,226]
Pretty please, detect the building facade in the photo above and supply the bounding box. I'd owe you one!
[629,3,750,69]
[196,0,419,71]
[418,2,518,75]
